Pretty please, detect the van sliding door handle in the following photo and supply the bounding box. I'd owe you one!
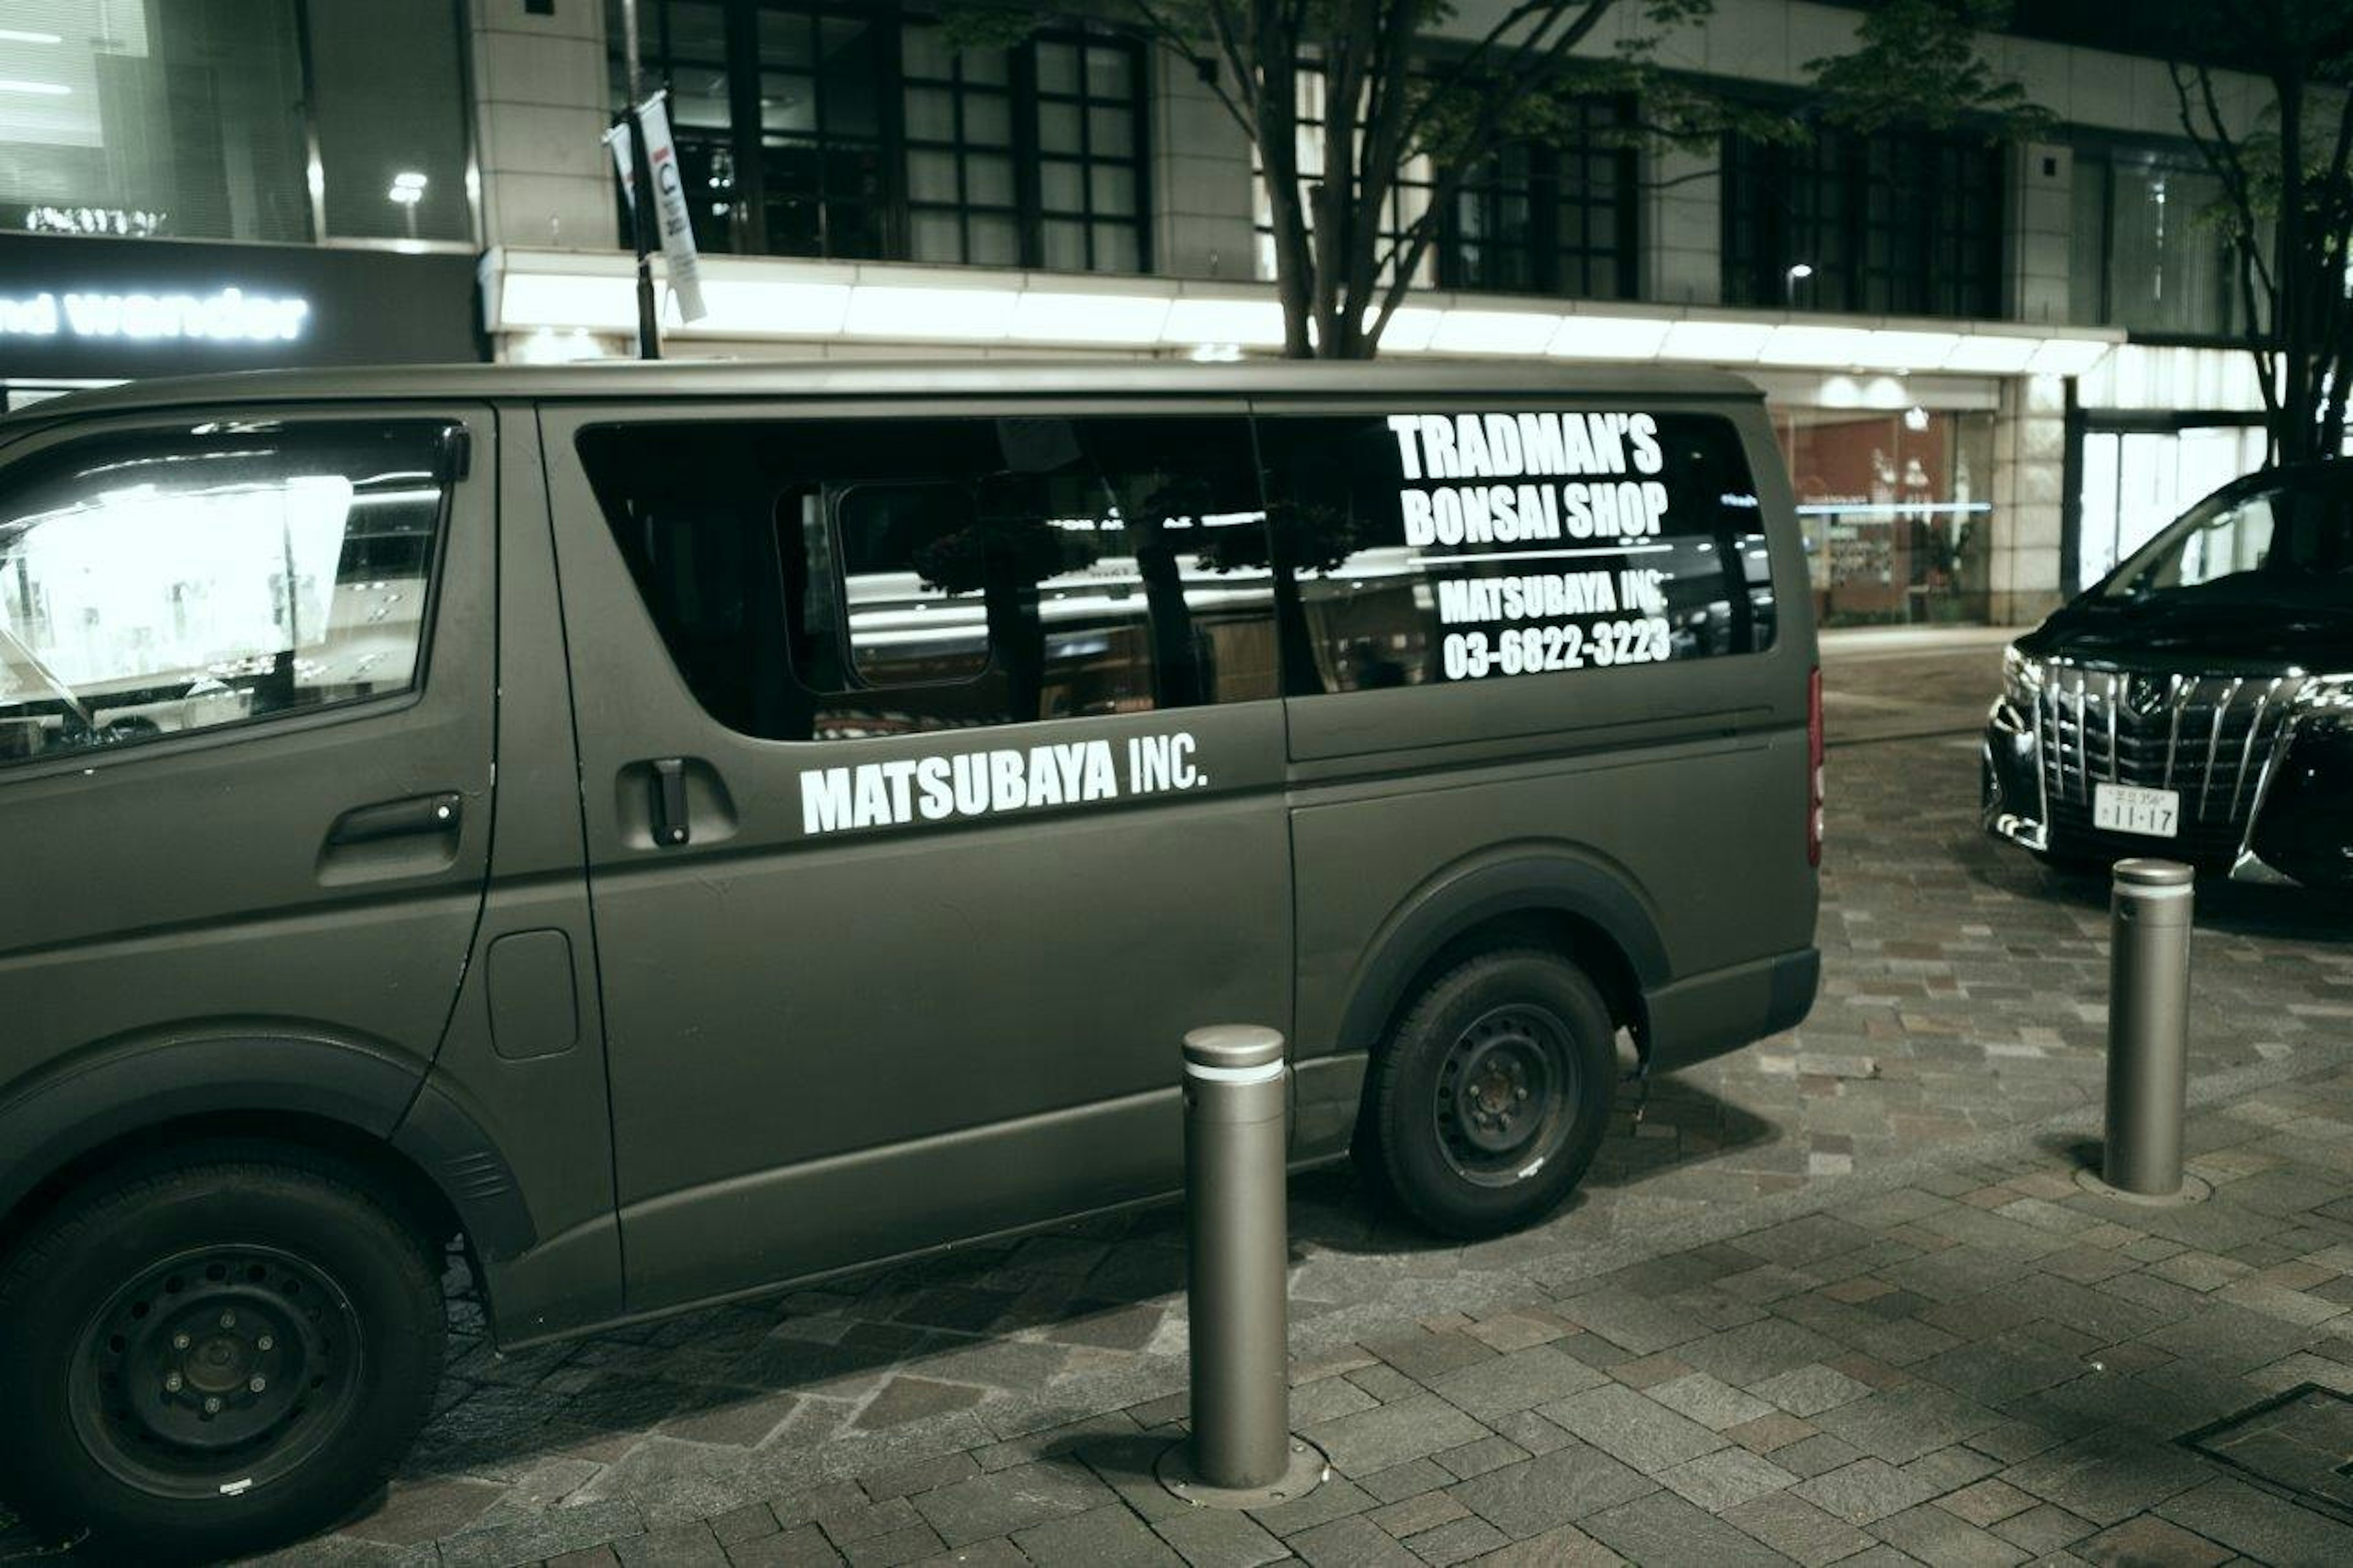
[327,792,463,846]
[650,758,689,846]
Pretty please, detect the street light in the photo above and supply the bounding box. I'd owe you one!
[1784,262,1814,309]
[387,170,427,240]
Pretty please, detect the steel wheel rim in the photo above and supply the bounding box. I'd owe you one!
[1433,1003,1577,1187]
[67,1243,365,1501]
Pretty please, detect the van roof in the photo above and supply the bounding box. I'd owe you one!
[11,357,1760,425]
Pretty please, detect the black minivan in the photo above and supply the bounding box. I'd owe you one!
[0,360,1821,1559]
[1985,460,2353,886]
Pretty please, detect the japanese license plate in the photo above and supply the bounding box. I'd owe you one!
[2093,783,2180,838]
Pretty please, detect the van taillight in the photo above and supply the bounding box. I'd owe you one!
[1807,664,1824,867]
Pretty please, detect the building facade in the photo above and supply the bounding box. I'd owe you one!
[0,2,485,401]
[1,3,2279,627]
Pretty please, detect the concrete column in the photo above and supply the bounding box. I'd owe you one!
[471,0,618,253]
[1149,52,1257,281]
[1645,144,1720,306]
[2008,140,2072,327]
[1989,372,2067,624]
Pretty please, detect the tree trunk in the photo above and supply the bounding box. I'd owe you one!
[2277,70,2314,464]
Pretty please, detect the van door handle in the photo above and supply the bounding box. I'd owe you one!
[327,792,463,846]
[649,758,690,846]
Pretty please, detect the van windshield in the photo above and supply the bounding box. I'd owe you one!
[2098,471,2353,607]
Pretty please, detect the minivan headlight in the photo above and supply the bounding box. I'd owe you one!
[2298,673,2353,724]
[2001,644,2044,705]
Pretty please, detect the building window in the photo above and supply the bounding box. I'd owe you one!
[308,1,474,243]
[1255,67,1435,289]
[2070,147,2241,339]
[0,2,472,246]
[1724,126,2003,319]
[612,4,1148,272]
[902,21,1019,265]
[1442,99,1637,300]
[1029,32,1145,273]
[1774,405,1996,626]
[757,6,889,260]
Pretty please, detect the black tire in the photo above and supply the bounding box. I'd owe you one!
[0,1144,445,1566]
[1362,949,1618,1238]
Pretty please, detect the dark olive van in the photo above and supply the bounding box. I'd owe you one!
[0,360,1819,1559]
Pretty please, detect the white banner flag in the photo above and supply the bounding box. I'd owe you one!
[606,93,707,325]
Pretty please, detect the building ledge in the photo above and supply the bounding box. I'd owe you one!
[480,247,2123,378]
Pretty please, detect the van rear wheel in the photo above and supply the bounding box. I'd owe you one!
[1365,950,1616,1237]
[0,1146,445,1564]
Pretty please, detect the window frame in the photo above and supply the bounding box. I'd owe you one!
[1721,121,2006,320]
[1436,97,1641,301]
[2068,135,2247,346]
[819,477,999,693]
[0,409,472,777]
[616,2,1153,271]
[569,399,1277,746]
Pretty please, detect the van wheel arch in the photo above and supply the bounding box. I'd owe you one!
[1338,852,1668,1069]
[1378,907,1646,1054]
[0,1110,466,1274]
[0,1035,529,1278]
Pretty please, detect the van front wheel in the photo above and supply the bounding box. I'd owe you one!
[1366,950,1617,1237]
[0,1147,445,1564]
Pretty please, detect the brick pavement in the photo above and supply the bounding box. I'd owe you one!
[6,643,2352,1566]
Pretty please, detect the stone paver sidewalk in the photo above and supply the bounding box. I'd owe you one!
[311,1056,2353,1568]
[7,645,2352,1567]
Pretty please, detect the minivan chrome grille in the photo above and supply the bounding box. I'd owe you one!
[2032,662,2302,861]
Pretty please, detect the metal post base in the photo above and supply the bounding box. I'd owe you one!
[1155,1437,1327,1510]
[2074,1166,2213,1206]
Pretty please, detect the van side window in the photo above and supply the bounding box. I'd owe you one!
[0,422,456,767]
[577,415,1278,741]
[1256,410,1776,694]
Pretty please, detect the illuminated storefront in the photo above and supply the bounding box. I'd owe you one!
[1773,402,1998,626]
[0,1,481,406]
[0,236,480,407]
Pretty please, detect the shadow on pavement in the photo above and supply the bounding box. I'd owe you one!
[1988,855,2353,945]
[387,1078,1777,1485]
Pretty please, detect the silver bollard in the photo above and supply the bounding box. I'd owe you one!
[2104,859,2194,1197]
[1156,1025,1325,1508]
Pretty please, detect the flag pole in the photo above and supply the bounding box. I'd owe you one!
[620,0,660,360]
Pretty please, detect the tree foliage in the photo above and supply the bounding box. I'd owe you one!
[949,1,2043,358]
[2165,0,2353,464]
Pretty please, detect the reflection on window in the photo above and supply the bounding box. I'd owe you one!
[2178,499,2275,586]
[2103,479,2353,604]
[2070,149,2238,338]
[306,0,473,242]
[0,425,453,766]
[0,3,472,246]
[1257,412,1774,695]
[580,417,1278,743]
[829,483,992,686]
[0,4,308,243]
